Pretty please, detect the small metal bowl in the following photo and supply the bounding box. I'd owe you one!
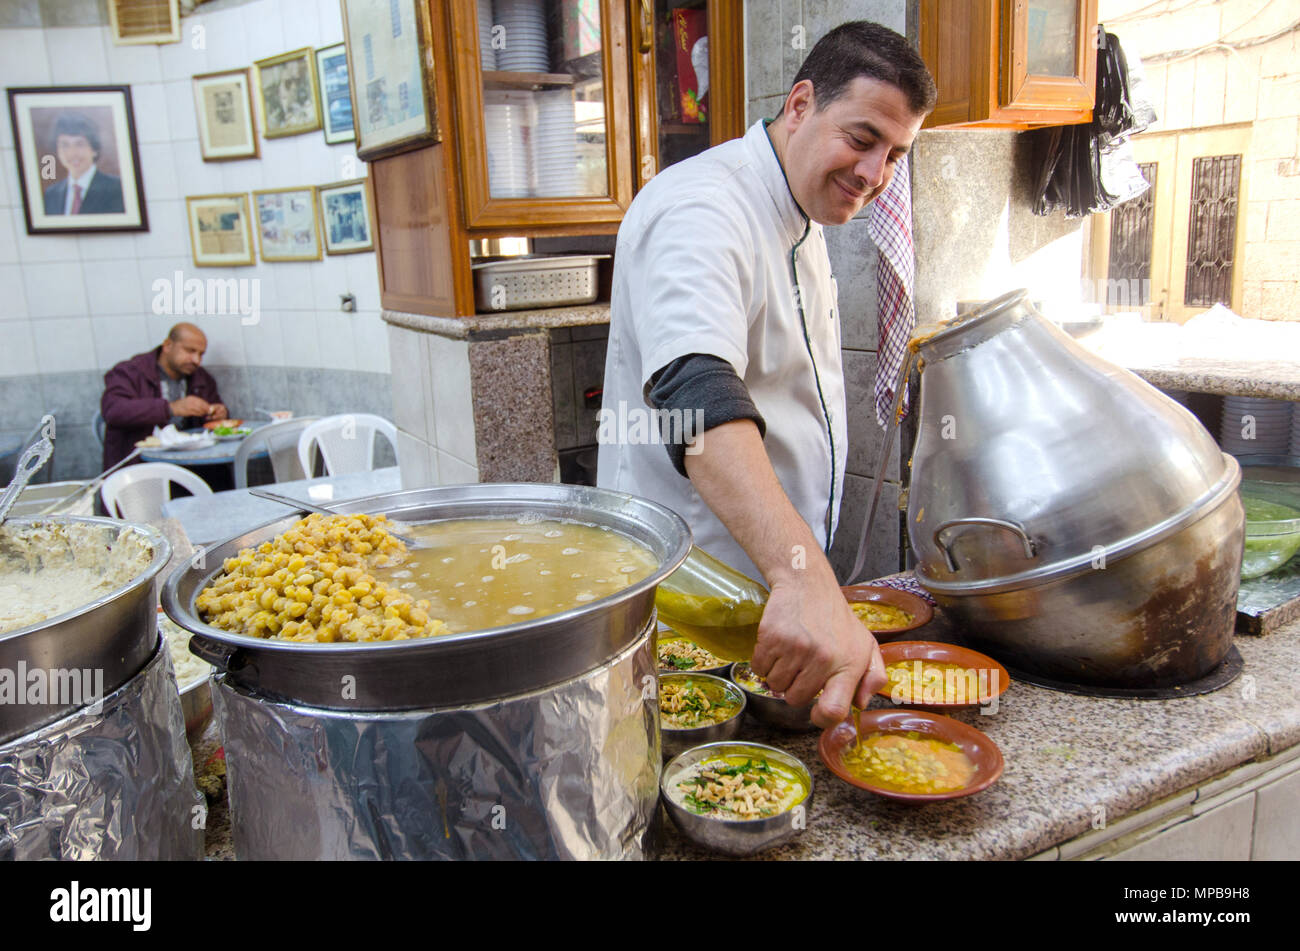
[729,662,818,731]
[661,741,814,856]
[659,672,746,761]
[656,631,732,677]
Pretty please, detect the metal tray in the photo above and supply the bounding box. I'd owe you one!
[471,254,608,312]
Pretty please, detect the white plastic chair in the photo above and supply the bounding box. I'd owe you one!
[233,416,321,488]
[100,463,213,522]
[297,414,399,477]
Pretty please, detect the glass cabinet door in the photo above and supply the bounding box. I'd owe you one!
[453,0,634,228]
[1002,0,1096,113]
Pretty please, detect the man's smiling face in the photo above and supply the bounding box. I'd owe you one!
[778,77,924,226]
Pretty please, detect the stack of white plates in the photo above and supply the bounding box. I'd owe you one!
[496,0,549,72]
[484,100,531,198]
[534,89,578,196]
[478,0,496,71]
[1220,396,1293,455]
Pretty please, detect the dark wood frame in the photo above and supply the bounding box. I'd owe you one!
[192,68,260,161]
[6,84,149,235]
[340,0,441,161]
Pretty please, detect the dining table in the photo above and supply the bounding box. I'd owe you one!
[159,466,403,546]
[138,420,271,466]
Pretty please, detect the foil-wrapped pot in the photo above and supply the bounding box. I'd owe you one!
[0,644,205,860]
[216,632,660,860]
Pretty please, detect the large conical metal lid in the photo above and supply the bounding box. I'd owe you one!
[907,290,1238,594]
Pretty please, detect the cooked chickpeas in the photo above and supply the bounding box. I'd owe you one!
[196,513,450,643]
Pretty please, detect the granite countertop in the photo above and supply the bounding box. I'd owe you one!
[658,611,1300,860]
[196,608,1300,861]
[382,303,610,339]
[1079,320,1300,401]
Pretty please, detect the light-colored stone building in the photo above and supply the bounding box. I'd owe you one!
[1096,0,1299,322]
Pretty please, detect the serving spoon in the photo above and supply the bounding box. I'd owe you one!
[0,415,56,526]
[247,488,426,549]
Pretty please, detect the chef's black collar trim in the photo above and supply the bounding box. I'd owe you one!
[759,118,812,246]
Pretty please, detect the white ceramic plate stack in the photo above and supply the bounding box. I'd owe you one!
[484,99,531,198]
[495,0,550,72]
[534,89,579,197]
[1220,396,1294,456]
[478,0,496,71]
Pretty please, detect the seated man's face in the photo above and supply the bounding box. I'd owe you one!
[56,134,96,180]
[161,332,206,377]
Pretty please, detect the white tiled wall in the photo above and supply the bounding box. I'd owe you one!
[0,1,388,382]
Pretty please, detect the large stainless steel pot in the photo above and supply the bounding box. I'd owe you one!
[161,483,691,860]
[907,290,1243,688]
[162,483,692,708]
[0,516,170,743]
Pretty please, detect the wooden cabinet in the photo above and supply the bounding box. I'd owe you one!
[370,0,744,317]
[920,0,1098,130]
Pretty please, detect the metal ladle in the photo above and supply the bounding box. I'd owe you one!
[0,415,56,525]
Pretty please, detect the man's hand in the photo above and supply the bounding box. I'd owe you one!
[684,418,886,728]
[206,403,228,421]
[752,567,885,727]
[168,395,211,418]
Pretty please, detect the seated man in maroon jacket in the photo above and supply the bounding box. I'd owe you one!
[100,322,228,469]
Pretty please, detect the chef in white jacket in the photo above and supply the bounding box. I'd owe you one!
[598,22,936,727]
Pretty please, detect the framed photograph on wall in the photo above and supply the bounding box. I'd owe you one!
[254,47,322,138]
[192,68,259,161]
[6,85,148,234]
[315,43,355,145]
[253,186,322,262]
[340,0,440,161]
[186,193,256,267]
[318,178,374,254]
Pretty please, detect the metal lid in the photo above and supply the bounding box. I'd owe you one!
[907,290,1235,589]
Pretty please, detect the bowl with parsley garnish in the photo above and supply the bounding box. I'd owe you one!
[661,741,813,856]
[659,672,745,760]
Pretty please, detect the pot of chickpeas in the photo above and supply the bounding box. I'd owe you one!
[161,483,691,859]
[162,483,692,709]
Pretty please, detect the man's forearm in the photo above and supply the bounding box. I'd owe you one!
[683,419,830,587]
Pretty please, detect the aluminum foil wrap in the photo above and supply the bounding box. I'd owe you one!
[217,627,661,859]
[0,642,204,860]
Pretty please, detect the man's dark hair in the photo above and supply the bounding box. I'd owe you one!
[52,113,102,156]
[786,21,937,116]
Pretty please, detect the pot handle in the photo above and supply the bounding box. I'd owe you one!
[187,632,245,672]
[933,517,1036,573]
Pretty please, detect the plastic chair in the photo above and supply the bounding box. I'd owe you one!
[297,414,399,477]
[233,416,321,488]
[92,410,106,448]
[100,462,213,522]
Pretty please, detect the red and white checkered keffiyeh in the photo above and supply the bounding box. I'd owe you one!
[868,155,915,428]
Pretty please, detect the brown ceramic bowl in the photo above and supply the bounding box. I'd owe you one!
[875,641,1011,712]
[841,585,933,642]
[819,709,1004,803]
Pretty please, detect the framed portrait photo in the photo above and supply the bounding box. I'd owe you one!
[192,68,259,161]
[6,86,148,235]
[253,186,322,262]
[341,0,440,161]
[186,192,256,267]
[315,43,355,145]
[254,47,322,138]
[318,178,375,255]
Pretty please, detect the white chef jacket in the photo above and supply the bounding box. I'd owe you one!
[597,120,848,583]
